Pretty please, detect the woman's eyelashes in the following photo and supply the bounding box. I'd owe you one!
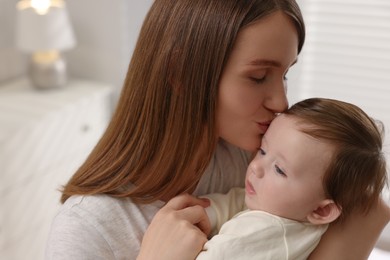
[250,73,288,85]
[250,76,266,84]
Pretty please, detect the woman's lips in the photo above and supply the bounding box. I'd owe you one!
[257,121,271,134]
[245,180,256,195]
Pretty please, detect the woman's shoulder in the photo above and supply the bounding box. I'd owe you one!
[59,194,164,226]
[46,194,164,259]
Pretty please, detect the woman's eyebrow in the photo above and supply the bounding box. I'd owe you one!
[247,59,281,67]
[247,59,298,68]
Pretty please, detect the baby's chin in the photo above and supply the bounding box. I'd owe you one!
[244,196,262,211]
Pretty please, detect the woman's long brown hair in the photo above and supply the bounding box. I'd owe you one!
[61,0,305,203]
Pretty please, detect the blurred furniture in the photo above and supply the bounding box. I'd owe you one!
[0,78,113,259]
[16,0,76,89]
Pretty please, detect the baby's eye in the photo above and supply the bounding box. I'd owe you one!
[275,165,286,177]
[259,148,266,155]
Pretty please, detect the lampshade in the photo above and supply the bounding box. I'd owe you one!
[15,1,76,90]
[16,4,76,52]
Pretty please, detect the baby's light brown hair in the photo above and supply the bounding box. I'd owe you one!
[286,98,388,222]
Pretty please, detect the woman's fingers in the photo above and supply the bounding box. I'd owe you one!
[138,194,211,260]
[158,194,211,236]
[178,205,211,236]
[165,193,210,210]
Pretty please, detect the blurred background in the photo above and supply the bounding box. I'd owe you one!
[0,0,389,259]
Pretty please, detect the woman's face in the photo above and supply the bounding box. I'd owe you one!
[217,11,299,152]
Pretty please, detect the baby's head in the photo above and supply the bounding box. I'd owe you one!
[245,98,387,224]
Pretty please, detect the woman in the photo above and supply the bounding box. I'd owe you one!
[46,0,389,259]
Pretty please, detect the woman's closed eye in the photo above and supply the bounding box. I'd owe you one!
[250,76,266,84]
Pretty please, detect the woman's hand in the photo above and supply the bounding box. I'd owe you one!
[137,194,211,260]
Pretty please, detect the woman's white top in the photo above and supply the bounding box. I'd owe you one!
[45,140,251,259]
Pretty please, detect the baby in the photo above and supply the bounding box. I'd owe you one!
[196,98,388,259]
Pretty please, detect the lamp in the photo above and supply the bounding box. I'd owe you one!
[16,0,76,89]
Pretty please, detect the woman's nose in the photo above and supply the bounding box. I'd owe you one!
[265,80,289,113]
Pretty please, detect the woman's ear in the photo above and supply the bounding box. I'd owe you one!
[307,199,341,225]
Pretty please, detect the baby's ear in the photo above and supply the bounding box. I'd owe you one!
[307,199,341,225]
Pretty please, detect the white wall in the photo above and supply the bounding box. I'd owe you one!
[0,0,26,82]
[65,0,153,100]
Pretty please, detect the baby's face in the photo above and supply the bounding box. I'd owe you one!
[245,114,334,222]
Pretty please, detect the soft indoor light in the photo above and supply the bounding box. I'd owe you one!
[16,0,76,89]
[31,0,51,15]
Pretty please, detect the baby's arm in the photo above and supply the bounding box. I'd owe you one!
[201,187,246,235]
[196,213,282,260]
